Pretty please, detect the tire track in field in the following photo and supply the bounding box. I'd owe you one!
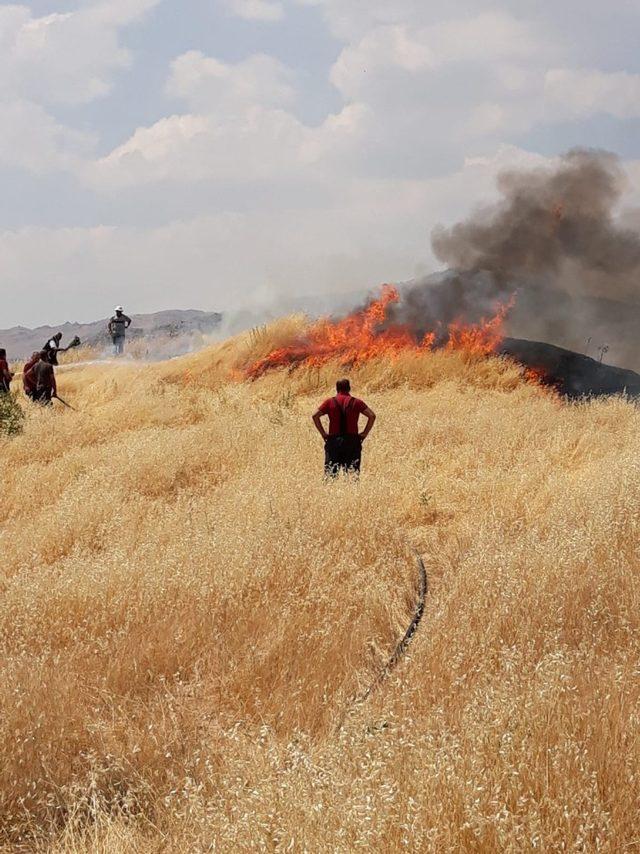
[359,552,428,703]
[337,551,428,730]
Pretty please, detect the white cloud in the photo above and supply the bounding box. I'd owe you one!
[166,51,295,113]
[330,11,540,99]
[545,68,640,120]
[88,0,163,26]
[307,10,562,180]
[225,0,284,21]
[86,10,552,193]
[86,49,367,191]
[292,0,640,41]
[86,110,304,188]
[289,0,431,40]
[0,1,160,107]
[0,0,159,174]
[85,100,368,191]
[0,99,93,173]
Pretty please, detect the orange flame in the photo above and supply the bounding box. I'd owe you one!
[246,285,515,379]
[523,365,554,390]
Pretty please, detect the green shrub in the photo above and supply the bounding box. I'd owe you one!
[0,392,24,437]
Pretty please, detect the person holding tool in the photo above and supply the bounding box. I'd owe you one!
[312,378,376,477]
[42,333,81,365]
[24,352,57,405]
[42,332,63,365]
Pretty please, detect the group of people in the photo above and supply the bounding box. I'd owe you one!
[3,310,374,477]
[0,306,133,408]
[0,339,64,405]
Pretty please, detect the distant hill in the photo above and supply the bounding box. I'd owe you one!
[1,309,223,360]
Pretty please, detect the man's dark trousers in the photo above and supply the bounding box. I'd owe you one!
[33,388,53,405]
[324,434,362,477]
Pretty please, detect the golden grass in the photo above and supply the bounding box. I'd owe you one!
[1,320,639,851]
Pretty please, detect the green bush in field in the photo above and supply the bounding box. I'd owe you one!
[0,392,24,437]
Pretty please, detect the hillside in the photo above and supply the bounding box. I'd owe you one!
[1,309,223,360]
[1,319,639,850]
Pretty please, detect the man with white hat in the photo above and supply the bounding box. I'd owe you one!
[108,306,132,355]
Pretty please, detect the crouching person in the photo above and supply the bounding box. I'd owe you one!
[24,352,56,405]
[22,351,41,400]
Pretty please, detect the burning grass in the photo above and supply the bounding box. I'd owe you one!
[246,286,512,379]
[1,321,639,850]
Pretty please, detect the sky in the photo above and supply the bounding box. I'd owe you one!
[3,0,640,327]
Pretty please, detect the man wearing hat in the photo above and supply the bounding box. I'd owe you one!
[108,306,132,355]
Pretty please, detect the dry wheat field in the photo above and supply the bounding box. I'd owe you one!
[1,318,639,851]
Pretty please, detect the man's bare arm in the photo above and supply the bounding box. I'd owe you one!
[312,410,329,441]
[359,406,376,441]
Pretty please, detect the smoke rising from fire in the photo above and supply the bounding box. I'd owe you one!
[244,148,640,379]
[390,149,640,367]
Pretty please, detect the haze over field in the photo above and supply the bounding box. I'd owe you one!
[0,309,223,360]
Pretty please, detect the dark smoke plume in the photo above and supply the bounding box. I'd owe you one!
[389,149,640,368]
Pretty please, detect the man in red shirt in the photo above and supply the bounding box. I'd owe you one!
[312,379,376,476]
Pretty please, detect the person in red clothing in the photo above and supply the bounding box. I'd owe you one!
[24,352,57,405]
[312,378,376,476]
[0,348,14,393]
[22,351,41,400]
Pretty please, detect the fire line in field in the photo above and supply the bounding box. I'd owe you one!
[246,285,514,378]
